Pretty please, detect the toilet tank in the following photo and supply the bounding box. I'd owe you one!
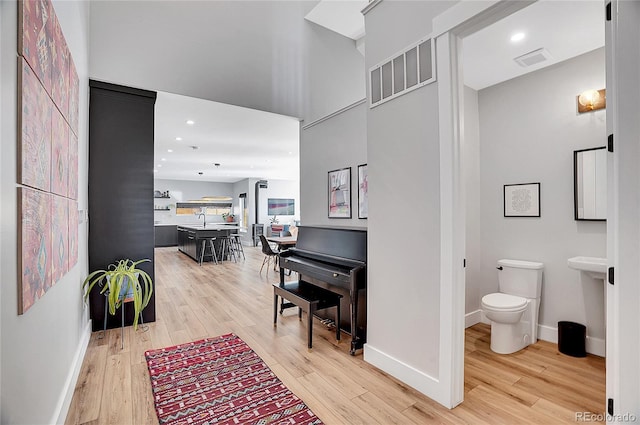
[497,259,544,299]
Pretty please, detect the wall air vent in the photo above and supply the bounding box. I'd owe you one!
[514,48,552,68]
[369,36,436,108]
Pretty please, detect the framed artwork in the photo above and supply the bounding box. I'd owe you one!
[51,195,69,284]
[504,183,540,217]
[19,57,52,192]
[18,187,52,314]
[358,164,368,219]
[328,167,351,218]
[68,132,78,199]
[51,107,69,197]
[50,12,70,120]
[68,58,79,135]
[17,0,80,313]
[19,0,53,95]
[68,200,78,270]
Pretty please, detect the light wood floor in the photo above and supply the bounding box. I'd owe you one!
[66,246,606,424]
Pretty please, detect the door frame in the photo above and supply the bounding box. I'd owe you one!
[604,0,640,419]
[434,0,624,411]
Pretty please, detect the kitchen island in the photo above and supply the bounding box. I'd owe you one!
[177,224,240,262]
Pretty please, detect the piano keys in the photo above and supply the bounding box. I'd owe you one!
[278,225,367,355]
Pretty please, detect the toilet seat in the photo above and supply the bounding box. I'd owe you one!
[482,293,527,311]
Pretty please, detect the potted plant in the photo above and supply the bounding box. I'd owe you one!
[82,259,153,329]
[222,212,235,222]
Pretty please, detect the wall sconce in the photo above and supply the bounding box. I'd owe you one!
[577,89,606,113]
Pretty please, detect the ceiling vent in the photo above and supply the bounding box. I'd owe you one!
[513,48,552,68]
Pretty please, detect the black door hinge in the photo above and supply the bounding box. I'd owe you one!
[608,134,614,152]
[606,2,612,21]
[608,398,614,415]
[608,267,614,285]
[463,259,466,268]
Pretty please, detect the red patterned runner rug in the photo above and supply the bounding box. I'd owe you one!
[145,333,324,425]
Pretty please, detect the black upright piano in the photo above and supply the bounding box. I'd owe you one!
[278,225,367,355]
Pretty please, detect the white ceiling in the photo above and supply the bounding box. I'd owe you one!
[463,0,604,90]
[89,1,316,119]
[144,0,604,184]
[154,92,300,183]
[304,0,368,40]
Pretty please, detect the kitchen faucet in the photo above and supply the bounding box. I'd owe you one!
[196,208,207,227]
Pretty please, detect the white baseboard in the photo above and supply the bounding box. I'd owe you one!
[364,343,450,407]
[52,320,92,424]
[537,324,605,357]
[465,309,482,328]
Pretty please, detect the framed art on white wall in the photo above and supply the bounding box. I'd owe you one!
[357,164,368,219]
[504,182,540,217]
[328,167,351,218]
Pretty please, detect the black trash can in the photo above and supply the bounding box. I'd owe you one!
[558,321,586,357]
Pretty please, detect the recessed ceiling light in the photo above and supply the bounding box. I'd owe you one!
[157,164,162,167]
[161,158,166,161]
[186,120,195,125]
[288,151,292,155]
[510,32,525,43]
[176,137,182,141]
[167,149,173,153]
[153,169,158,173]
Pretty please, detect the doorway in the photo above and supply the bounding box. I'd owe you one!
[436,0,609,412]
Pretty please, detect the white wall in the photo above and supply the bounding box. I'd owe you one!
[1,1,91,423]
[257,179,300,226]
[88,2,365,122]
[300,102,367,227]
[303,21,366,123]
[363,0,455,389]
[475,48,607,348]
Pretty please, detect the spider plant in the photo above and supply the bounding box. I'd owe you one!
[82,259,153,329]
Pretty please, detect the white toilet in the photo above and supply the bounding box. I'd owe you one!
[481,259,544,354]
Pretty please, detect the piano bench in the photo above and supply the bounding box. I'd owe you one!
[273,281,342,350]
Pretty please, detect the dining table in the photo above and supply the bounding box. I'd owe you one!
[266,235,297,250]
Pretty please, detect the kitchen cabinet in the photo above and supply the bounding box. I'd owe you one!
[155,225,178,247]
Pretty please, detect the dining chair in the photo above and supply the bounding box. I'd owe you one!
[259,235,279,274]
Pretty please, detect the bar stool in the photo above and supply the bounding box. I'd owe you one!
[199,237,218,265]
[231,234,245,260]
[218,236,237,262]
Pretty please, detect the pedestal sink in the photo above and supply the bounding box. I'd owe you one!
[567,256,607,280]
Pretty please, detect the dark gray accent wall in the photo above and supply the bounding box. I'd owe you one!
[88,80,157,331]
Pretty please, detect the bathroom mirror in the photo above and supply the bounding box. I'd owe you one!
[574,146,607,221]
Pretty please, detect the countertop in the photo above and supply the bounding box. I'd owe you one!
[177,224,241,231]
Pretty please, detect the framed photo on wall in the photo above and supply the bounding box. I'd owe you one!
[504,182,540,217]
[328,167,351,218]
[358,164,368,219]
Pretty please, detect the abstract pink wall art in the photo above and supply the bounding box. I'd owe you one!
[68,200,78,270]
[68,58,79,135]
[68,132,78,200]
[51,195,69,284]
[50,12,70,120]
[19,0,53,95]
[19,57,52,192]
[18,187,52,314]
[51,107,69,197]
